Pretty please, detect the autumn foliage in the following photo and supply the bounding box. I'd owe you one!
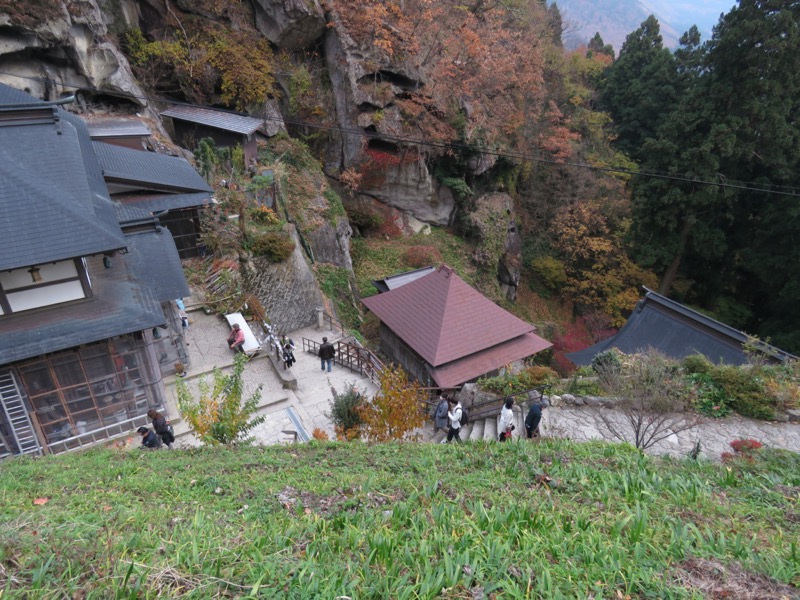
[357,365,426,442]
[328,0,565,156]
[176,353,266,445]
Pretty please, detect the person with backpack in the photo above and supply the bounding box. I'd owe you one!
[282,340,296,369]
[498,398,515,441]
[147,408,174,448]
[446,397,463,443]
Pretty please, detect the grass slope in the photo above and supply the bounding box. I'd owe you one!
[1,440,798,598]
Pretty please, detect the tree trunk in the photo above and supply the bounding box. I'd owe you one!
[658,219,692,295]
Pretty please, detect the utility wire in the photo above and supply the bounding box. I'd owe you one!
[4,69,800,198]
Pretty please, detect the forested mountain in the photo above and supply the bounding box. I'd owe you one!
[0,0,797,358]
[556,0,734,51]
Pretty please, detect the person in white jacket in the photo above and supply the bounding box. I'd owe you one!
[498,398,515,442]
[446,398,463,443]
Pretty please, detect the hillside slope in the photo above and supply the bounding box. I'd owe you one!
[1,441,798,598]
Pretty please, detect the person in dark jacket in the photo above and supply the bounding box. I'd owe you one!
[434,394,450,433]
[147,409,174,448]
[319,337,335,372]
[525,402,542,439]
[138,426,162,449]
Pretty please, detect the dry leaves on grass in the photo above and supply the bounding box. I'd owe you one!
[675,558,799,600]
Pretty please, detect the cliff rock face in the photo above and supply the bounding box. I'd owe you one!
[249,226,326,332]
[463,193,522,301]
[251,0,326,50]
[0,1,144,105]
[323,20,454,227]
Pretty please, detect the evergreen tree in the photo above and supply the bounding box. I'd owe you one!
[703,0,800,351]
[587,32,614,58]
[598,15,678,161]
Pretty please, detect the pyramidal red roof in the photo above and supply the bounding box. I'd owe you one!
[362,266,536,366]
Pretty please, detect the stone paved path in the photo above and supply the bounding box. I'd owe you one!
[541,406,800,461]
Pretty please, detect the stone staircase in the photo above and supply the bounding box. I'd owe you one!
[426,405,527,443]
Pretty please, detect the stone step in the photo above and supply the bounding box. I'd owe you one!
[459,423,472,440]
[483,417,497,442]
[468,419,484,441]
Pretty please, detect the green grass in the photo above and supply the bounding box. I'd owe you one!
[1,440,798,598]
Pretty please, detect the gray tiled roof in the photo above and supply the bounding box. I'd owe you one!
[161,105,264,135]
[123,227,190,302]
[115,192,211,214]
[566,289,797,366]
[0,117,127,270]
[115,203,154,222]
[92,141,212,193]
[0,254,165,364]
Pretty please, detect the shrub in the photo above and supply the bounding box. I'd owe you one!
[176,353,266,445]
[530,255,567,291]
[723,438,764,463]
[312,428,329,441]
[682,354,713,375]
[591,349,622,383]
[248,205,280,226]
[709,365,773,420]
[358,365,426,442]
[249,232,295,262]
[325,382,365,440]
[689,372,732,418]
[403,245,442,268]
[347,205,384,232]
[478,365,558,396]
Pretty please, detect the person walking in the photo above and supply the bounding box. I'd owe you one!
[434,394,450,433]
[319,337,335,372]
[227,323,245,354]
[147,408,174,448]
[498,398,515,441]
[137,426,162,449]
[446,397,463,443]
[525,400,543,439]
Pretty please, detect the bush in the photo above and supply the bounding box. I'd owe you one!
[689,372,732,418]
[478,365,559,396]
[403,245,443,268]
[709,365,774,420]
[347,205,384,232]
[325,382,365,440]
[591,349,622,383]
[530,256,567,291]
[176,353,266,445]
[249,232,294,262]
[248,205,280,226]
[682,354,713,375]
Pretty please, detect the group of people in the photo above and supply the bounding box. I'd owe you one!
[226,325,337,374]
[137,408,175,450]
[434,394,543,443]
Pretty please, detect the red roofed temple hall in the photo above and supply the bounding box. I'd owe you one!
[362,266,552,388]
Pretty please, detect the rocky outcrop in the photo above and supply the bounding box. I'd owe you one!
[251,0,326,50]
[322,19,451,226]
[357,156,456,226]
[305,216,353,271]
[249,226,325,332]
[0,1,145,105]
[463,193,522,301]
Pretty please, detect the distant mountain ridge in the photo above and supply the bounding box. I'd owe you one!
[554,0,735,53]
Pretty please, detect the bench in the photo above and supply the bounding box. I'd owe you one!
[224,312,261,356]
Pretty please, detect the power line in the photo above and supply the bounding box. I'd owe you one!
[3,69,800,198]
